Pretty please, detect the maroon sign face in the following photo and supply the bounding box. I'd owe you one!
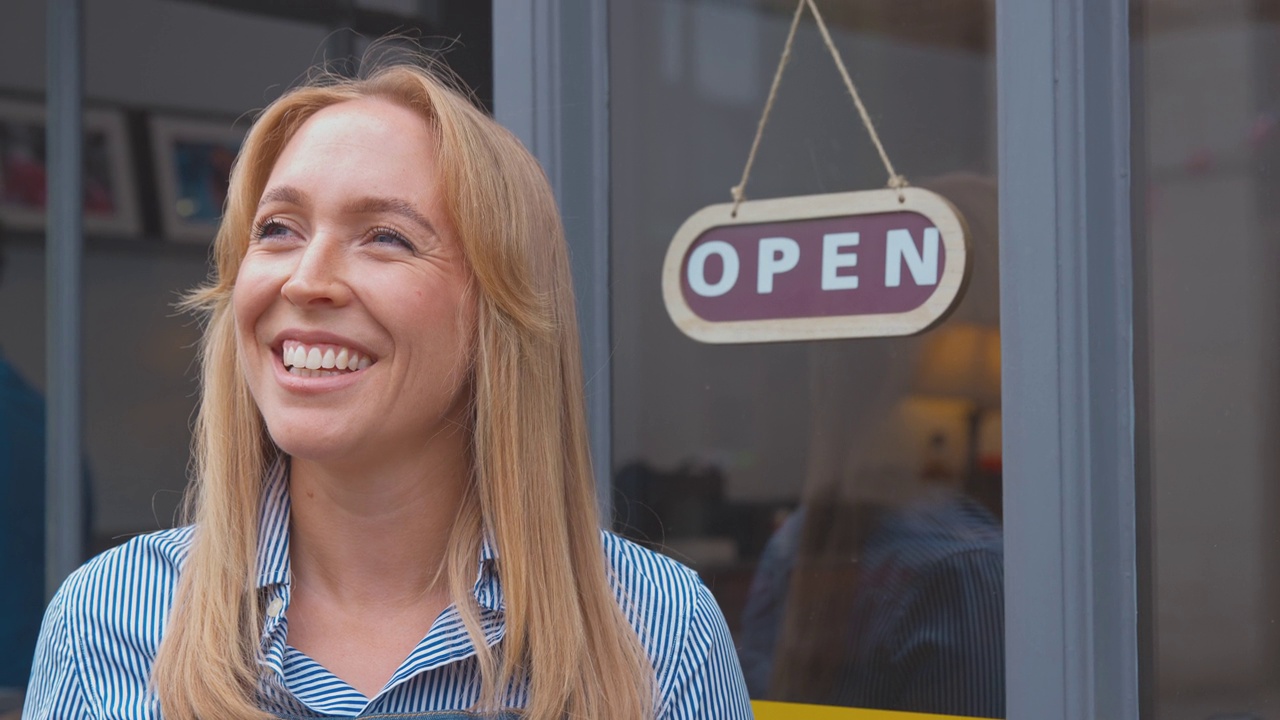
[663,188,969,343]
[680,210,943,322]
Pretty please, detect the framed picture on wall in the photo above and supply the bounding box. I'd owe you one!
[149,115,245,243]
[0,98,142,236]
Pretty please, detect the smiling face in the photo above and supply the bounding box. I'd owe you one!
[233,97,474,468]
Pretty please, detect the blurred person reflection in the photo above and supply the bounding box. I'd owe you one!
[738,174,1005,718]
[0,223,46,690]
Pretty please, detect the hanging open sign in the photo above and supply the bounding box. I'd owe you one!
[662,188,970,344]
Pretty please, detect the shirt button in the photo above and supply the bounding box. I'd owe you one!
[266,597,285,618]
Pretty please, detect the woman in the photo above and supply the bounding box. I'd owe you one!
[24,62,751,720]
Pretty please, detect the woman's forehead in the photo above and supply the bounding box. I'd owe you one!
[261,98,443,209]
[282,98,434,160]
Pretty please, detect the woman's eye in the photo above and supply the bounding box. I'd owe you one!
[370,227,414,250]
[252,219,295,240]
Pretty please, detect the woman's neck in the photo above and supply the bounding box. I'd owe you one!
[286,438,470,610]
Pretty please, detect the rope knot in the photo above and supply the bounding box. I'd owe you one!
[888,174,909,190]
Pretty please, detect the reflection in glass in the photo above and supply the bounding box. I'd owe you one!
[1135,2,1280,718]
[735,175,1002,717]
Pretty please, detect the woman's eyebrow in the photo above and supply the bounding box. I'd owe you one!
[256,188,438,236]
[343,196,438,235]
[258,185,307,209]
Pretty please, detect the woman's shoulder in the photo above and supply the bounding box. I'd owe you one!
[598,531,721,654]
[52,526,194,635]
[600,531,753,716]
[600,530,707,606]
[66,525,194,584]
[27,529,192,717]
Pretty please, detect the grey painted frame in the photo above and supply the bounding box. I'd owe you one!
[492,0,613,516]
[998,1,1140,718]
[46,0,86,601]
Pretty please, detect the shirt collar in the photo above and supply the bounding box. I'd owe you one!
[473,531,503,613]
[255,458,292,590]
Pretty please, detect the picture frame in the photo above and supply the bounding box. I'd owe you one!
[0,97,142,236]
[149,115,245,244]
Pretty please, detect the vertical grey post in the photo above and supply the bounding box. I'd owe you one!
[493,0,614,517]
[998,0,1139,718]
[45,0,85,600]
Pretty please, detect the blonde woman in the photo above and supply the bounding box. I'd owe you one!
[24,62,751,720]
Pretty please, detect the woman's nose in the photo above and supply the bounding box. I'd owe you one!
[280,237,353,308]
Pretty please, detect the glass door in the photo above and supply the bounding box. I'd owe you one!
[608,2,1002,717]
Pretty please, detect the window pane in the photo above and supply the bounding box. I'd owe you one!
[609,2,1003,716]
[1134,2,1280,717]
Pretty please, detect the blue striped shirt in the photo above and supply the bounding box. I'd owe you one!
[24,463,752,718]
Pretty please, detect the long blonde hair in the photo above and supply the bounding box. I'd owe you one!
[152,62,654,720]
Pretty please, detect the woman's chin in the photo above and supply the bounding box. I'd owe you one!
[269,427,363,466]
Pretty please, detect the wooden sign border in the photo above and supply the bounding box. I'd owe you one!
[662,187,971,344]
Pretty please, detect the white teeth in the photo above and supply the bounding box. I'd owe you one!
[281,342,374,374]
[286,367,342,378]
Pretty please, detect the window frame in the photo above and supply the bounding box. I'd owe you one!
[997,0,1140,717]
[492,0,613,514]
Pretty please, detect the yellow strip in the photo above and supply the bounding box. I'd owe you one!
[752,700,983,720]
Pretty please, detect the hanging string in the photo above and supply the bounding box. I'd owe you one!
[731,0,908,217]
[730,0,806,218]
[805,0,907,196]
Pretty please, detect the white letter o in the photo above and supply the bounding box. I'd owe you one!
[687,241,740,297]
